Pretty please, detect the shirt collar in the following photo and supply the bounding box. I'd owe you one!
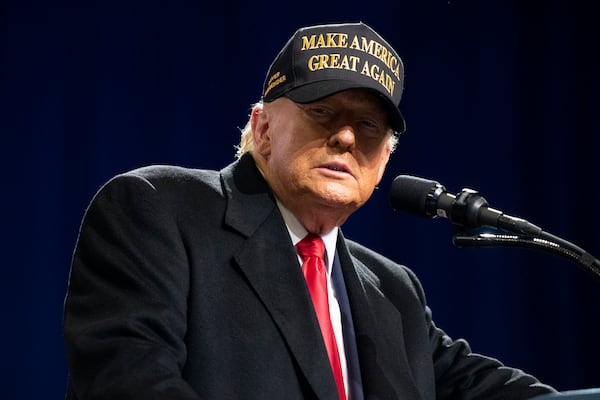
[275,199,338,272]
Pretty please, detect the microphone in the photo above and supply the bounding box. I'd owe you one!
[389,175,600,277]
[389,175,541,234]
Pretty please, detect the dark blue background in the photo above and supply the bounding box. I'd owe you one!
[2,1,599,398]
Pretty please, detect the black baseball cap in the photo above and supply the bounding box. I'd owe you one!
[262,22,406,133]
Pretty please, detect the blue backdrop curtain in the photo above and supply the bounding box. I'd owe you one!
[2,1,599,398]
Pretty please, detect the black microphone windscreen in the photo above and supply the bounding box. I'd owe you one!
[389,175,440,216]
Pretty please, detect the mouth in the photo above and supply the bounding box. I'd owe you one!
[318,162,353,177]
[325,165,347,172]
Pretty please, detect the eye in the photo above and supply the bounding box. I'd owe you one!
[304,105,334,121]
[357,118,386,138]
[359,119,378,130]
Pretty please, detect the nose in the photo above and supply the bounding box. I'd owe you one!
[329,125,356,152]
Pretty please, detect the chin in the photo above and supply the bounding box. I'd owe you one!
[315,192,362,211]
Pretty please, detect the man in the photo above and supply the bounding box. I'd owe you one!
[63,22,555,399]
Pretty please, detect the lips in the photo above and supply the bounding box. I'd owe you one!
[318,161,353,177]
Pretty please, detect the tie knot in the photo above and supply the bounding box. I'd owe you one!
[296,233,325,260]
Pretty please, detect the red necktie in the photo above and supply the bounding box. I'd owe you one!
[297,234,347,400]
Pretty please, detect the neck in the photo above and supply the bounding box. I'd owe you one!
[284,203,348,235]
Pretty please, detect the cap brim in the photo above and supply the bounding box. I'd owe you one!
[285,80,406,133]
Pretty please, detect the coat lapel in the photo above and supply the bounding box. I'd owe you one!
[220,155,340,399]
[336,233,423,400]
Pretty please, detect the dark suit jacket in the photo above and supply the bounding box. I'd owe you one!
[63,154,554,400]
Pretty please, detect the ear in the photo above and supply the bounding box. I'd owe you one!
[251,105,271,157]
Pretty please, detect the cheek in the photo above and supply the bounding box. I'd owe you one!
[266,136,299,172]
[270,126,312,163]
[376,154,390,182]
[271,145,308,178]
[354,154,390,200]
[373,145,391,181]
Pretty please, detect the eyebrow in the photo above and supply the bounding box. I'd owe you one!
[306,96,386,114]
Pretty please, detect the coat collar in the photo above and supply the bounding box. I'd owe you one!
[220,153,275,238]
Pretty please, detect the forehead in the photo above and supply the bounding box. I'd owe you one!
[311,89,388,115]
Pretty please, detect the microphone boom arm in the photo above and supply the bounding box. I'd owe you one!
[435,186,600,278]
[453,229,600,279]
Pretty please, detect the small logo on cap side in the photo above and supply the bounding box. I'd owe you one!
[264,71,287,97]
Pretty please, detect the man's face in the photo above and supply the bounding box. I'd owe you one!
[252,89,393,226]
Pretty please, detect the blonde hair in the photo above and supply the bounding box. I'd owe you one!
[235,102,262,159]
[235,101,399,159]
